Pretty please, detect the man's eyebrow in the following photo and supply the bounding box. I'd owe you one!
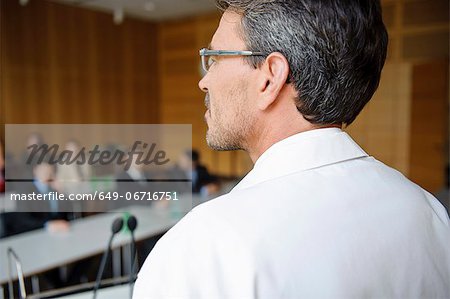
[208,42,215,50]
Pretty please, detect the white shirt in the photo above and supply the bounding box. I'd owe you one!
[127,167,147,185]
[133,128,450,298]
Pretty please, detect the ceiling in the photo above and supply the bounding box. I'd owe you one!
[49,0,218,22]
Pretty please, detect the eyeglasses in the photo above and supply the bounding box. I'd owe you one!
[199,48,264,73]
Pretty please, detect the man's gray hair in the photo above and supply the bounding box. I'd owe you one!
[216,0,388,126]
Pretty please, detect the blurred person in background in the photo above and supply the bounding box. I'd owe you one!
[0,140,4,238]
[115,149,155,208]
[171,149,219,196]
[3,161,71,237]
[19,132,45,179]
[0,140,4,193]
[57,139,91,195]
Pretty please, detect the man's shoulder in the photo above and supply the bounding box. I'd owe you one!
[156,193,246,245]
[140,194,255,277]
[159,155,449,247]
[135,194,257,298]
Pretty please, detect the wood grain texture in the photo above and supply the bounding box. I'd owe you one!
[409,61,448,191]
[1,0,159,126]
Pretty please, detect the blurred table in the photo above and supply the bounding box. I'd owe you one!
[0,192,16,213]
[0,204,187,284]
[60,283,129,299]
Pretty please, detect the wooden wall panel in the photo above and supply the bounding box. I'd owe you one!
[347,63,412,174]
[409,62,448,191]
[403,0,449,26]
[382,3,397,28]
[1,0,159,128]
[403,31,449,60]
[349,0,448,192]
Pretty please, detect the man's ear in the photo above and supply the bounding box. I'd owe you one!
[256,52,290,110]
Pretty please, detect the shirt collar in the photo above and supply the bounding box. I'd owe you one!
[232,128,368,191]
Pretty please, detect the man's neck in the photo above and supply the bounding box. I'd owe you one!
[247,123,342,164]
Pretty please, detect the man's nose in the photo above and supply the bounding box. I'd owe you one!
[198,75,208,93]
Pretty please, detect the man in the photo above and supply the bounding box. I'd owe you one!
[57,139,91,195]
[116,152,152,196]
[171,149,219,195]
[134,0,450,297]
[3,162,70,237]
